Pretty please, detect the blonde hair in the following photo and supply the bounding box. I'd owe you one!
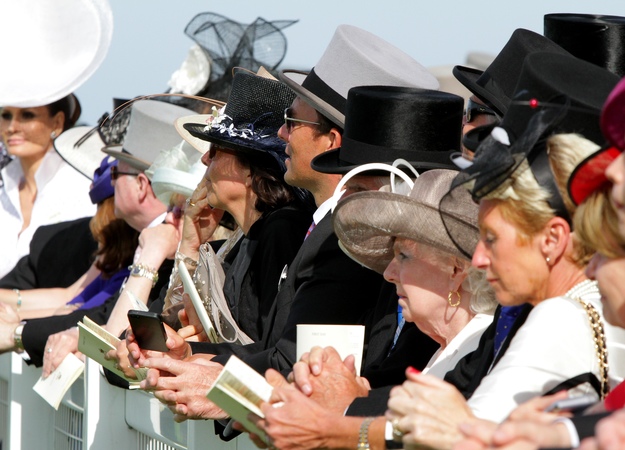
[414,242,497,315]
[484,133,599,265]
[575,186,625,258]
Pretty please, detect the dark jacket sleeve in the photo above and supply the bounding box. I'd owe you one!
[346,386,394,416]
[570,412,612,441]
[0,217,96,290]
[194,214,384,375]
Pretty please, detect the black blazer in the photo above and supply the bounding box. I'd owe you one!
[360,281,439,389]
[22,260,173,367]
[0,217,96,290]
[192,212,385,374]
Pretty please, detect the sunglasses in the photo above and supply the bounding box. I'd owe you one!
[284,107,320,133]
[464,98,497,123]
[110,165,141,180]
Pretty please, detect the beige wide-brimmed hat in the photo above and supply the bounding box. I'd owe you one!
[279,25,439,127]
[102,100,196,171]
[0,0,113,107]
[333,169,478,274]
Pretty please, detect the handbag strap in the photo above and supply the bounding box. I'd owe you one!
[572,297,610,399]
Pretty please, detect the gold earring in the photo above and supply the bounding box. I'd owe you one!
[448,290,461,307]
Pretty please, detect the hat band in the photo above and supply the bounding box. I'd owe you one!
[340,136,455,166]
[302,68,347,115]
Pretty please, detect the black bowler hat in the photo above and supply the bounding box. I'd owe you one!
[311,86,463,174]
[545,13,625,78]
[181,69,295,171]
[453,29,570,116]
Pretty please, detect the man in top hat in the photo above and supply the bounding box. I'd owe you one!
[15,99,194,368]
[133,24,447,424]
[453,28,570,155]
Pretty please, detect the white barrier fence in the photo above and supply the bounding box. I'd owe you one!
[0,353,258,450]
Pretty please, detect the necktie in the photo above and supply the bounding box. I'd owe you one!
[494,305,523,357]
[304,221,316,240]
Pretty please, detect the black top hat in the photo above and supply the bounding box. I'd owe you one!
[446,52,620,251]
[500,52,619,146]
[182,70,295,171]
[311,86,463,174]
[544,13,625,78]
[453,29,570,116]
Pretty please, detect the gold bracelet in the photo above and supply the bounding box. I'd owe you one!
[13,321,26,353]
[357,417,375,450]
[13,289,22,311]
[128,263,159,287]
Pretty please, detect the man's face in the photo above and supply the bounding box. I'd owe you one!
[461,96,498,158]
[112,160,142,228]
[278,97,332,191]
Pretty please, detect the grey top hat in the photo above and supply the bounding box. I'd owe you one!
[279,25,439,127]
[102,100,195,171]
[333,169,478,274]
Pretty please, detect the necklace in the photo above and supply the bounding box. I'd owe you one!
[564,279,598,299]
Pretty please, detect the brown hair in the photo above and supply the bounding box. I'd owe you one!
[89,197,139,278]
[46,94,81,131]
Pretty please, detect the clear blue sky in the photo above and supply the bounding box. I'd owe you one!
[75,0,625,125]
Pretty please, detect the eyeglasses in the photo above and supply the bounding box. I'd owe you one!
[464,98,497,123]
[284,107,320,133]
[110,165,141,181]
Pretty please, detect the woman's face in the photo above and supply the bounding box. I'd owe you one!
[586,253,625,328]
[472,199,548,306]
[0,106,61,161]
[383,238,451,332]
[201,145,251,212]
[606,152,625,237]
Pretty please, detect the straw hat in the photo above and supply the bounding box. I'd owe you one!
[333,169,478,274]
[0,0,113,107]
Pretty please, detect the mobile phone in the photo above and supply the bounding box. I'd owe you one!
[544,394,597,413]
[127,310,169,352]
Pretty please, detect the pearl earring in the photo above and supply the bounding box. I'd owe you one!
[50,131,57,139]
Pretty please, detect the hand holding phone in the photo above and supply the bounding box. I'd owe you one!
[127,310,169,352]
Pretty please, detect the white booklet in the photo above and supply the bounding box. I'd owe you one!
[296,324,366,375]
[206,355,273,443]
[33,353,84,410]
[77,316,147,388]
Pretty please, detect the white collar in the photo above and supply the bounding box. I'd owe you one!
[147,212,167,228]
[313,189,345,225]
[1,148,65,192]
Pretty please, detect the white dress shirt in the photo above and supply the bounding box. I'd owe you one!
[0,150,95,278]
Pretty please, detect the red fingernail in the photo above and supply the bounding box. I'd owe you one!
[407,367,421,375]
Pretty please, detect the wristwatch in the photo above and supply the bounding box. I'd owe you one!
[129,263,159,287]
[13,321,26,353]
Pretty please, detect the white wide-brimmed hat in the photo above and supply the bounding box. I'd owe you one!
[102,100,196,171]
[0,0,113,107]
[279,25,439,127]
[54,126,106,180]
[146,140,204,204]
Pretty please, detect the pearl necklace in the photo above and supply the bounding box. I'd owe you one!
[564,279,598,300]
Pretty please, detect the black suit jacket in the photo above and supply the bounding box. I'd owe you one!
[191,212,385,374]
[0,217,96,290]
[22,260,173,367]
[361,281,439,388]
